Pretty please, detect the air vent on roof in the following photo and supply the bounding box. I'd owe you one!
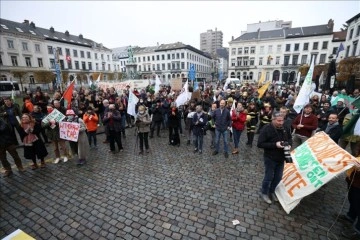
[1,24,9,29]
[44,34,49,37]
[62,38,66,41]
[30,22,36,28]
[77,41,81,44]
[79,34,83,39]
[53,36,58,39]
[65,30,69,36]
[70,40,74,42]
[29,30,36,35]
[50,27,54,33]
[295,33,300,35]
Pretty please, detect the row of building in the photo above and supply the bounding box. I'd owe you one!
[0,13,359,91]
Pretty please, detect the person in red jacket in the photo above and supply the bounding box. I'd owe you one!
[291,103,318,149]
[83,106,99,149]
[231,102,247,154]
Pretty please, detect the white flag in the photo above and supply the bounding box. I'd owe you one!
[127,91,139,117]
[293,59,315,113]
[295,72,301,88]
[175,80,191,106]
[155,75,161,94]
[96,73,101,83]
[230,100,236,133]
[318,71,324,87]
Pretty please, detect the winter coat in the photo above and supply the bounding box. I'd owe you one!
[231,110,247,131]
[83,113,99,132]
[192,112,208,136]
[168,108,180,128]
[212,107,231,132]
[65,117,89,160]
[151,106,163,122]
[103,109,122,132]
[0,103,21,127]
[19,123,48,160]
[135,112,151,133]
[0,118,18,146]
[42,121,61,141]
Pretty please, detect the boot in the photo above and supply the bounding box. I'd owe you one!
[232,148,239,154]
[246,133,250,145]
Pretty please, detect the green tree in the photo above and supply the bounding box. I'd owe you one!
[33,70,55,84]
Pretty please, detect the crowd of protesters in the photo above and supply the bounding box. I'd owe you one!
[0,81,359,238]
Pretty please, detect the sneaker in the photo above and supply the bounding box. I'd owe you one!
[194,148,198,153]
[54,158,60,164]
[212,151,218,156]
[199,150,202,154]
[4,170,13,177]
[139,151,144,155]
[261,194,272,204]
[30,164,38,170]
[224,152,229,158]
[63,157,68,163]
[271,193,278,202]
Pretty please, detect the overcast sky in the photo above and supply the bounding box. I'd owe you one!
[1,1,359,50]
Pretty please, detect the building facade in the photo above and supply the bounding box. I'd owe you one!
[200,29,223,55]
[344,13,360,58]
[0,18,116,89]
[112,42,213,83]
[228,19,342,84]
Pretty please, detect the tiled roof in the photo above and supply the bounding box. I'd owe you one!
[0,18,110,50]
[332,31,347,41]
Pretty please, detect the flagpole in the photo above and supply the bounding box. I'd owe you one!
[59,78,76,103]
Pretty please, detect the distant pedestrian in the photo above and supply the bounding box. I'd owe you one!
[212,99,231,158]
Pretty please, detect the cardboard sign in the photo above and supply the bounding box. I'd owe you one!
[59,122,80,142]
[2,229,35,240]
[275,132,358,214]
[170,78,183,91]
[42,109,65,124]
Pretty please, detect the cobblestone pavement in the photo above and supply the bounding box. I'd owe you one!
[0,129,353,239]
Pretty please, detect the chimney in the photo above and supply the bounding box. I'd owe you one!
[50,26,54,33]
[231,36,234,41]
[327,19,334,31]
[79,34,83,39]
[23,20,29,25]
[30,21,35,28]
[257,28,261,39]
[65,30,69,36]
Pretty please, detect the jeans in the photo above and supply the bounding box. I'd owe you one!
[109,130,122,151]
[138,132,149,151]
[261,156,285,194]
[162,113,168,129]
[0,144,23,171]
[232,129,243,148]
[194,134,204,151]
[87,131,97,147]
[347,183,360,232]
[292,134,309,150]
[121,113,126,134]
[215,129,228,153]
[151,121,162,137]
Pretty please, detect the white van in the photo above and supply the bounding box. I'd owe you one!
[224,78,241,89]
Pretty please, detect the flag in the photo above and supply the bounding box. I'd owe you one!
[295,72,301,88]
[155,75,161,93]
[66,55,71,63]
[127,91,139,117]
[335,43,345,59]
[175,80,191,106]
[257,81,271,99]
[95,73,101,83]
[293,58,315,113]
[229,100,236,133]
[63,80,75,109]
[257,70,266,88]
[318,71,324,88]
[194,80,199,91]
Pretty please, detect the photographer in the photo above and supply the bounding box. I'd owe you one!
[257,111,292,204]
[83,106,99,149]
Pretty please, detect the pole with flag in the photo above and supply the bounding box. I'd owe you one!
[62,77,76,109]
[318,71,324,90]
[155,75,161,94]
[257,70,266,88]
[335,43,345,60]
[295,72,301,89]
[293,58,315,113]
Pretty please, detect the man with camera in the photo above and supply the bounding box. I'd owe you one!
[257,111,293,204]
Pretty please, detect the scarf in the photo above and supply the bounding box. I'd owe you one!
[324,122,339,134]
[22,122,38,146]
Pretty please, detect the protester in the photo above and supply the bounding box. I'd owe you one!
[339,110,360,156]
[318,113,342,143]
[207,103,217,149]
[135,105,151,154]
[231,102,247,154]
[246,102,258,147]
[331,98,350,126]
[83,106,99,149]
[42,105,69,164]
[19,113,48,169]
[31,105,50,144]
[168,102,181,147]
[0,118,24,176]
[257,111,292,204]
[103,104,123,153]
[192,105,208,154]
[149,100,163,138]
[0,96,21,138]
[212,99,231,158]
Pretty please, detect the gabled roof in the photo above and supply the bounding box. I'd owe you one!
[333,31,347,42]
[346,13,360,24]
[232,23,333,42]
[0,18,110,50]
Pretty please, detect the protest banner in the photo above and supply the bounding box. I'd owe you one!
[275,131,358,214]
[42,109,65,124]
[59,122,80,142]
[170,78,183,91]
[127,91,139,117]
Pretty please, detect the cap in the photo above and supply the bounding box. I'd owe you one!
[66,109,76,115]
[337,98,344,103]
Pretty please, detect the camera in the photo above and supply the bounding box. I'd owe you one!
[282,141,293,163]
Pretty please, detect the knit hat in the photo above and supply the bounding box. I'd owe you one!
[66,109,76,115]
[337,98,344,103]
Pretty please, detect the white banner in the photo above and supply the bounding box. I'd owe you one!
[293,59,315,113]
[42,109,65,124]
[127,91,139,117]
[59,122,80,142]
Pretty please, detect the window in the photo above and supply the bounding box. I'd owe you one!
[152,56,155,61]
[50,59,55,68]
[277,44,281,53]
[172,54,175,59]
[244,47,249,54]
[162,55,165,60]
[238,48,242,54]
[73,50,78,57]
[25,57,31,67]
[231,58,236,66]
[171,63,175,70]
[95,63,99,71]
[157,64,160,71]
[108,64,111,71]
[260,46,264,54]
[243,57,248,66]
[284,56,290,66]
[137,57,140,62]
[322,41,328,50]
[22,42,28,51]
[310,54,317,64]
[181,62,185,69]
[101,54,104,60]
[258,57,263,65]
[349,28,354,40]
[65,48,70,56]
[138,65,142,71]
[292,55,299,65]
[181,53,184,59]
[167,54,171,60]
[48,46,53,54]
[168,63,171,70]
[156,55,159,61]
[35,44,40,52]
[29,75,35,84]
[303,43,309,51]
[87,52,91,58]
[313,42,318,50]
[250,58,255,65]
[107,55,110,61]
[353,41,358,56]
[276,56,280,65]
[68,61,72,69]
[11,56,18,66]
[75,61,79,70]
[59,60,64,70]
[268,45,272,53]
[57,47,62,55]
[147,56,150,61]
[80,51,84,58]
[285,44,291,52]
[162,63,165,70]
[301,55,307,64]
[319,54,326,64]
[332,47,338,55]
[7,40,14,49]
[95,53,98,59]
[294,43,299,51]
[237,57,242,66]
[0,75,6,81]
[176,53,180,59]
[357,25,360,36]
[143,56,145,62]
[81,61,86,70]
[231,48,236,55]
[250,47,255,54]
[0,55,3,66]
